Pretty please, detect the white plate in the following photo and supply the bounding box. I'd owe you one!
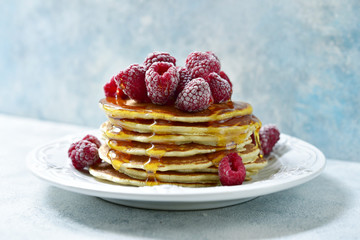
[27,133,325,210]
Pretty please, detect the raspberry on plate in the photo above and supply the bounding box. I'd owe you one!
[103,76,126,98]
[82,134,101,148]
[185,51,221,80]
[68,140,101,170]
[144,52,176,70]
[208,72,232,103]
[259,124,280,155]
[115,64,150,103]
[145,62,179,105]
[175,78,213,112]
[218,152,246,186]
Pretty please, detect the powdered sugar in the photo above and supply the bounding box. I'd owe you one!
[145,62,179,105]
[115,64,149,103]
[185,51,221,80]
[68,140,100,170]
[175,78,213,112]
[208,72,232,103]
[144,52,176,70]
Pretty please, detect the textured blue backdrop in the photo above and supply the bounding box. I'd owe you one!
[1,0,359,161]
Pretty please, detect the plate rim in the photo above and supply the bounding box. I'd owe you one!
[26,133,326,203]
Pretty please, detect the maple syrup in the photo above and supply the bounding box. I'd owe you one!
[100,97,254,122]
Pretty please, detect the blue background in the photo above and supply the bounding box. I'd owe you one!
[1,0,359,162]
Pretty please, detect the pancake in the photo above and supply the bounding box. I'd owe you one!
[99,143,261,171]
[89,162,218,187]
[101,121,254,146]
[105,138,253,157]
[99,144,215,172]
[244,157,268,171]
[100,97,253,123]
[96,139,264,185]
[90,147,266,186]
[119,160,266,183]
[108,115,261,135]
[119,167,220,184]
[94,97,266,187]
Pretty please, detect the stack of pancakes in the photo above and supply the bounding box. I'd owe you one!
[89,97,267,187]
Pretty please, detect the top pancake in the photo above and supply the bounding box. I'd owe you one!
[100,97,253,123]
[108,114,261,135]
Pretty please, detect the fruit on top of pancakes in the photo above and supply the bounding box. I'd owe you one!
[145,62,179,105]
[114,64,150,103]
[259,124,280,155]
[104,51,233,112]
[68,135,101,170]
[219,70,232,87]
[175,66,192,96]
[185,51,221,80]
[218,152,246,186]
[175,78,213,112]
[103,76,125,98]
[144,51,176,70]
[207,72,232,103]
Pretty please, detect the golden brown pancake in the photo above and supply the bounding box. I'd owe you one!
[101,121,254,146]
[93,142,265,185]
[108,115,261,135]
[93,97,266,187]
[100,97,254,123]
[89,162,218,187]
[105,137,252,157]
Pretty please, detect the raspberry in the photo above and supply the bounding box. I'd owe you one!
[185,51,219,69]
[185,51,221,79]
[175,78,213,112]
[115,64,150,103]
[218,152,246,186]
[82,134,101,148]
[145,62,179,105]
[175,66,192,96]
[68,140,101,170]
[208,72,232,103]
[259,124,280,155]
[207,51,220,62]
[219,71,232,88]
[103,76,125,98]
[190,60,221,80]
[144,52,176,70]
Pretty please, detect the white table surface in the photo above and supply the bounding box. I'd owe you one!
[1,114,359,240]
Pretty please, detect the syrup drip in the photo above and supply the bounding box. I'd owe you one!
[143,156,161,186]
[253,128,263,158]
[149,119,158,132]
[143,141,167,186]
[207,150,235,167]
[108,149,130,170]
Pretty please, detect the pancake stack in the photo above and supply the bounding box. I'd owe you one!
[89,97,267,187]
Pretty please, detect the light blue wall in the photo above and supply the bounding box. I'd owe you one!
[1,0,359,161]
